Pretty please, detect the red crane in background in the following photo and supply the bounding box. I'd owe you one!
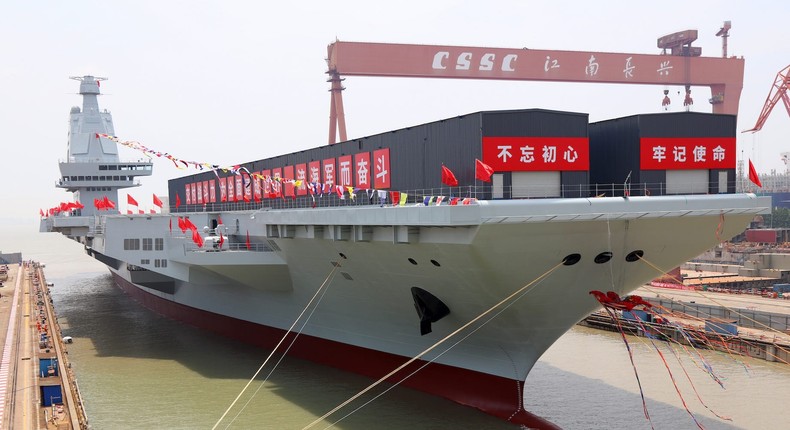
[325,31,745,144]
[743,64,790,133]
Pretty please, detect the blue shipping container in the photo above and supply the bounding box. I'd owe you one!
[622,310,652,323]
[705,319,738,336]
[39,358,58,377]
[40,384,62,407]
[773,283,790,293]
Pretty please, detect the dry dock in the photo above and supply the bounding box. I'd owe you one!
[580,284,790,364]
[0,259,87,429]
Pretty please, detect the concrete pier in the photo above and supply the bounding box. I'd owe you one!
[0,260,88,429]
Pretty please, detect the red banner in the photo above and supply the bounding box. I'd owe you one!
[185,184,192,204]
[337,155,353,186]
[235,175,243,201]
[355,152,371,188]
[373,148,391,189]
[295,163,307,195]
[252,172,262,200]
[640,137,735,170]
[226,176,234,202]
[271,168,282,198]
[261,169,271,198]
[308,161,321,184]
[482,137,589,171]
[219,177,227,202]
[323,158,336,187]
[283,165,295,198]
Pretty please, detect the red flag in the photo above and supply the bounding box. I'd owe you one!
[153,194,163,208]
[127,194,139,206]
[127,210,133,214]
[475,159,494,182]
[169,217,172,233]
[103,196,115,209]
[218,215,223,225]
[150,209,156,214]
[748,159,762,188]
[245,230,251,250]
[175,194,181,209]
[441,165,458,187]
[39,208,44,217]
[139,209,144,214]
[177,217,186,233]
[218,231,224,249]
[192,228,204,248]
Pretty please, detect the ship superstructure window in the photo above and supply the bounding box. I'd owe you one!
[155,238,164,251]
[140,259,150,265]
[153,259,167,268]
[142,238,153,251]
[124,238,140,250]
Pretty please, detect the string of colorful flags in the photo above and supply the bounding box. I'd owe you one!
[42,134,497,217]
[95,132,496,189]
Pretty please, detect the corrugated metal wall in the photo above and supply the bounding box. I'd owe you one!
[589,112,737,197]
[168,109,589,210]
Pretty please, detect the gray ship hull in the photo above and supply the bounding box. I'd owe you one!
[44,193,769,427]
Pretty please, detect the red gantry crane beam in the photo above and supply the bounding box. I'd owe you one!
[326,40,745,144]
[744,64,790,133]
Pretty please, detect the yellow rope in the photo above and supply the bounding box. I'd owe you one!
[212,263,341,430]
[302,261,564,430]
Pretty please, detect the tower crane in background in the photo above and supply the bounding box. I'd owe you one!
[326,24,745,144]
[715,21,731,58]
[744,64,790,133]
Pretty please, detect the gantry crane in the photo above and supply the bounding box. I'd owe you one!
[326,29,746,144]
[744,64,790,133]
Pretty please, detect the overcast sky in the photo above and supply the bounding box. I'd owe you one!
[2,1,788,225]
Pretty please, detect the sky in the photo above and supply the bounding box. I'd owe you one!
[2,0,789,225]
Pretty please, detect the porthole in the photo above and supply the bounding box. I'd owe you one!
[562,253,581,266]
[339,252,347,259]
[408,258,418,265]
[430,259,441,267]
[594,252,613,264]
[625,250,644,262]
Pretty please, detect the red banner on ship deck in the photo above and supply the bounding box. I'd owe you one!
[640,137,735,170]
[481,137,589,171]
[354,152,371,188]
[295,164,307,196]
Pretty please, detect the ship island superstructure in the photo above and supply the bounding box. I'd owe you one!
[54,76,152,221]
[41,76,771,429]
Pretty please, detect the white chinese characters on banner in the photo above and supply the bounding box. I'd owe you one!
[641,138,735,170]
[483,137,589,171]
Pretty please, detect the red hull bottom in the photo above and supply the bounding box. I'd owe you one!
[111,272,560,429]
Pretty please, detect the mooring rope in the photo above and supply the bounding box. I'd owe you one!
[323,264,556,429]
[212,262,341,430]
[223,267,339,429]
[302,260,565,430]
